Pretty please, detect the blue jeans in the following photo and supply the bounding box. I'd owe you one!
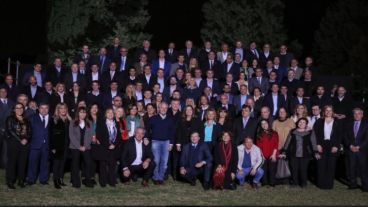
[236,167,264,185]
[151,140,170,181]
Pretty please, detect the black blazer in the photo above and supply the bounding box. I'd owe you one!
[220,62,240,81]
[22,85,45,104]
[64,72,87,92]
[344,119,368,152]
[215,103,237,120]
[199,79,221,95]
[46,66,67,86]
[262,93,287,116]
[100,71,121,91]
[65,92,86,115]
[233,117,258,145]
[200,59,221,75]
[175,118,201,145]
[86,92,104,108]
[313,118,342,152]
[95,119,122,160]
[121,138,153,168]
[310,94,332,110]
[49,118,70,159]
[259,51,275,68]
[180,142,213,169]
[114,56,134,75]
[290,96,310,112]
[180,48,199,64]
[135,48,157,62]
[91,55,111,73]
[199,122,222,145]
[85,72,102,90]
[165,49,179,63]
[138,74,157,90]
[213,142,238,173]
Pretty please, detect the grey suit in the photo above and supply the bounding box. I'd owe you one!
[69,121,93,150]
[170,62,187,76]
[289,67,304,80]
[216,52,228,63]
[248,77,270,95]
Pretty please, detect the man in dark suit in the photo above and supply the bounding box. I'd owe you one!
[232,40,245,62]
[151,50,171,78]
[73,45,92,67]
[1,74,19,102]
[233,105,258,145]
[46,58,67,86]
[114,47,133,76]
[135,40,156,62]
[244,41,260,62]
[333,86,353,120]
[92,47,111,74]
[106,37,122,60]
[290,87,310,112]
[85,64,101,90]
[310,85,333,110]
[100,62,120,92]
[259,43,274,68]
[234,84,250,114]
[121,127,155,187]
[277,44,294,68]
[220,54,240,82]
[0,87,14,168]
[199,70,221,97]
[27,103,50,185]
[180,131,213,190]
[102,81,122,109]
[165,42,179,63]
[281,69,300,97]
[86,81,104,108]
[248,68,269,95]
[198,40,214,64]
[22,76,45,105]
[22,63,46,88]
[64,63,87,92]
[138,65,157,91]
[273,56,288,83]
[263,83,286,117]
[344,108,368,191]
[216,94,236,120]
[180,40,198,65]
[201,51,220,78]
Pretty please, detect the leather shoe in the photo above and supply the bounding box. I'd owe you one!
[40,182,49,185]
[58,179,67,186]
[203,182,210,190]
[251,183,258,189]
[7,183,16,189]
[18,181,25,188]
[54,180,61,189]
[142,180,149,187]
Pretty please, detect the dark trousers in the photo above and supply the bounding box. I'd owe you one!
[123,162,156,181]
[0,132,7,168]
[182,163,213,184]
[99,159,117,186]
[290,157,310,186]
[262,158,276,186]
[52,152,68,181]
[71,149,92,187]
[27,144,49,183]
[6,140,28,184]
[317,152,337,189]
[170,149,181,179]
[348,151,368,190]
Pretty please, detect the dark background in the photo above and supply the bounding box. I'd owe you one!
[0,0,336,66]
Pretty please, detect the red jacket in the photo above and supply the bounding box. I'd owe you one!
[256,131,279,158]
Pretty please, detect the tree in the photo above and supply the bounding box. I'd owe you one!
[47,0,151,65]
[200,0,298,52]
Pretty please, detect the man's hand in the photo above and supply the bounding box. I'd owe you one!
[51,149,56,154]
[109,144,115,150]
[315,153,321,160]
[331,146,338,154]
[143,160,150,169]
[195,161,205,168]
[123,169,130,178]
[143,138,149,146]
[169,144,173,151]
[238,169,244,176]
[250,168,257,176]
[176,144,181,152]
[79,146,86,152]
[317,145,323,153]
[180,167,186,175]
[20,139,27,146]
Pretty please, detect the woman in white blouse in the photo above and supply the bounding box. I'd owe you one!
[312,105,342,189]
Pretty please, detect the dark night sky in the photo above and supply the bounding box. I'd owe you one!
[0,0,335,66]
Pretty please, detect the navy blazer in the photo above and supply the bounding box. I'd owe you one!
[263,93,287,116]
[220,62,240,81]
[233,94,251,113]
[180,142,213,169]
[199,79,221,96]
[199,122,222,144]
[92,55,111,73]
[22,70,46,88]
[29,114,50,150]
[344,119,368,151]
[151,59,171,78]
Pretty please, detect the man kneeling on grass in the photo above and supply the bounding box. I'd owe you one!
[236,137,264,189]
[179,131,213,190]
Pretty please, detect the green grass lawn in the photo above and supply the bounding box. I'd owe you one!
[0,169,367,206]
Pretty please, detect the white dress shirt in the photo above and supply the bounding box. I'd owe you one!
[324,120,334,140]
[132,139,143,165]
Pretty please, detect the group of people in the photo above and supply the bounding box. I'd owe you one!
[0,38,367,192]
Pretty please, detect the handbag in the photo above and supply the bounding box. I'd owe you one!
[275,158,291,179]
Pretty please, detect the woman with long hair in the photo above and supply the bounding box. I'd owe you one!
[291,104,311,130]
[143,103,156,127]
[240,59,254,80]
[122,84,137,109]
[5,103,31,189]
[69,107,94,188]
[217,108,232,132]
[95,108,122,187]
[213,131,238,190]
[256,119,279,187]
[199,108,222,151]
[49,103,72,189]
[280,118,317,187]
[235,72,249,93]
[126,104,144,138]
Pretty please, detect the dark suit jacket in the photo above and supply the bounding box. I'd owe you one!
[199,79,221,95]
[263,93,287,116]
[290,96,310,112]
[233,94,251,113]
[121,138,153,168]
[95,119,122,160]
[280,79,300,96]
[199,123,222,145]
[151,59,171,78]
[0,99,14,130]
[73,53,92,66]
[165,49,179,63]
[215,103,236,120]
[1,83,19,102]
[64,72,87,92]
[65,92,86,115]
[85,72,102,90]
[22,85,45,104]
[244,48,261,62]
[92,55,111,73]
[180,48,199,64]
[313,118,342,151]
[344,119,368,151]
[233,117,258,145]
[180,142,213,169]
[46,66,67,86]
[29,114,50,149]
[86,92,104,108]
[138,74,157,91]
[259,51,275,68]
[248,77,269,95]
[114,56,134,75]
[310,95,333,110]
[135,48,157,62]
[200,59,221,77]
[102,90,122,109]
[100,71,121,91]
[220,62,240,81]
[22,71,46,87]
[106,45,121,60]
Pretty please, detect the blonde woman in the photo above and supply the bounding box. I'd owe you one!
[49,103,72,189]
[123,84,137,108]
[291,104,311,130]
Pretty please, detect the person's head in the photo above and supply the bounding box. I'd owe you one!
[105,108,114,120]
[221,131,232,143]
[28,76,37,86]
[119,47,128,57]
[243,137,253,149]
[277,107,289,120]
[221,43,229,51]
[249,41,257,49]
[175,68,185,79]
[109,62,117,71]
[235,53,242,63]
[90,64,99,73]
[157,68,164,78]
[112,95,122,107]
[251,59,259,67]
[290,59,299,67]
[296,117,308,130]
[204,40,212,49]
[206,69,214,79]
[239,84,248,95]
[220,94,229,105]
[203,87,213,96]
[169,76,178,86]
[159,102,169,115]
[12,103,24,117]
[170,99,180,111]
[280,85,288,95]
[226,54,234,63]
[44,81,53,92]
[205,108,217,121]
[253,87,262,97]
[168,42,175,49]
[218,108,229,119]
[143,89,152,99]
[4,74,14,85]
[241,105,251,118]
[260,106,271,119]
[271,83,279,94]
[146,103,156,115]
[177,54,185,63]
[241,59,249,68]
[82,45,89,53]
[143,40,150,49]
[311,105,321,117]
[225,73,234,83]
[17,94,28,107]
[38,103,49,116]
[91,81,100,91]
[255,68,263,77]
[114,107,125,119]
[128,67,136,77]
[269,71,277,81]
[54,58,62,67]
[113,36,120,45]
[28,101,38,111]
[266,60,274,69]
[239,72,247,81]
[155,93,163,102]
[296,87,304,97]
[183,105,195,119]
[34,63,42,72]
[208,51,215,60]
[153,84,160,93]
[263,43,271,52]
[280,44,288,54]
[194,68,202,78]
[273,56,280,65]
[185,98,196,109]
[185,40,193,49]
[134,127,145,141]
[260,119,270,131]
[235,40,242,48]
[295,104,308,117]
[337,86,346,97]
[304,70,312,80]
[305,56,314,66]
[71,63,79,73]
[89,104,99,117]
[199,95,209,106]
[56,83,65,93]
[54,103,69,119]
[323,105,334,118]
[78,60,86,69]
[190,131,200,144]
[158,49,166,59]
[128,104,138,116]
[287,69,295,80]
[353,108,364,121]
[77,100,87,108]
[0,87,7,99]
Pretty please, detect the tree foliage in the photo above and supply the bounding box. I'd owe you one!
[47,0,151,64]
[200,0,300,52]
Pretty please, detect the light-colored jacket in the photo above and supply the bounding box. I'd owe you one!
[69,120,93,150]
[237,144,264,170]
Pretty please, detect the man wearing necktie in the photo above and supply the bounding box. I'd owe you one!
[345,108,368,191]
[27,103,50,185]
